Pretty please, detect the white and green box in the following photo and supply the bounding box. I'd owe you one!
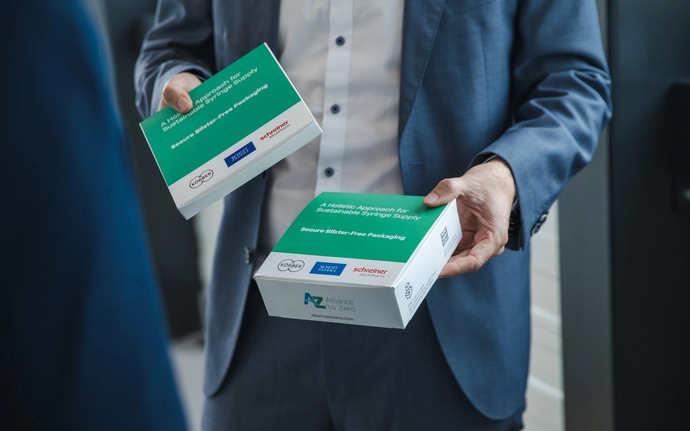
[139,43,322,219]
[254,192,462,329]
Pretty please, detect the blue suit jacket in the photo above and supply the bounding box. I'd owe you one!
[3,0,187,429]
[136,0,612,419]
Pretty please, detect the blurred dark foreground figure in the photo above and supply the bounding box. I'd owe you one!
[0,0,188,430]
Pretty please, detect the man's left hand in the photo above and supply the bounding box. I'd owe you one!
[423,158,516,278]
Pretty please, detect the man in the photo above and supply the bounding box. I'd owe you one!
[2,0,188,429]
[135,1,612,429]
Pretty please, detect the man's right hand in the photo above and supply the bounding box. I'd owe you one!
[158,72,202,113]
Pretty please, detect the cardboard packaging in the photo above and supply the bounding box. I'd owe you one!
[139,43,322,219]
[254,192,462,329]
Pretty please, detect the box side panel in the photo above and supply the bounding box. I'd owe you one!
[255,278,405,329]
[177,120,322,219]
[394,202,462,327]
[169,101,317,208]
[254,251,405,287]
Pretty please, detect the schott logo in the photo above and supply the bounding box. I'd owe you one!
[189,170,214,189]
[277,259,305,272]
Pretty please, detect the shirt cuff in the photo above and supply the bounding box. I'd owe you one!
[482,154,521,240]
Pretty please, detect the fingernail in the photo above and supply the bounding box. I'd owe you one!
[176,98,190,112]
[424,192,439,205]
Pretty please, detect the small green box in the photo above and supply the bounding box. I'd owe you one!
[140,43,322,219]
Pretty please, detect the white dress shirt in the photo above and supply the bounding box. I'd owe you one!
[256,0,405,266]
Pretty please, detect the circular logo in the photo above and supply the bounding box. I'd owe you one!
[277,259,305,272]
[189,169,214,189]
[404,282,413,300]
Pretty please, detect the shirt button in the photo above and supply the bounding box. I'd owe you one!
[335,36,345,46]
[324,167,335,177]
[330,104,340,114]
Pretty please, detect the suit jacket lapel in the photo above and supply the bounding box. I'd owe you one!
[240,0,282,52]
[398,0,447,140]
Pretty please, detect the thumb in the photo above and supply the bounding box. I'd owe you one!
[423,177,463,207]
[159,73,202,113]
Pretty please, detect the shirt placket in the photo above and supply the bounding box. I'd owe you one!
[315,0,353,195]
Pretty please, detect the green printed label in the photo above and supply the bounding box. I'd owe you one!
[140,43,301,185]
[274,192,446,263]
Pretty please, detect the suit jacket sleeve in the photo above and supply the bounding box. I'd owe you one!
[472,0,613,250]
[135,0,215,119]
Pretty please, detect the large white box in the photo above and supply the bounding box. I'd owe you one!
[254,192,462,329]
[139,43,322,219]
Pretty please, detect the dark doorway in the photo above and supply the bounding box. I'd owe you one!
[561,1,690,430]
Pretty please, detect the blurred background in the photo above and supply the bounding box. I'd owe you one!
[87,0,228,343]
[86,0,689,430]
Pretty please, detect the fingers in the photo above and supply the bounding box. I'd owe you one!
[427,162,516,278]
[157,72,202,113]
[439,238,506,278]
[423,177,463,207]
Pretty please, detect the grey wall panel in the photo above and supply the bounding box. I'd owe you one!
[560,134,614,431]
[560,0,615,429]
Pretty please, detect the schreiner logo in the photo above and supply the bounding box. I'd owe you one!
[277,259,305,272]
[259,120,289,141]
[189,169,214,189]
[353,267,388,275]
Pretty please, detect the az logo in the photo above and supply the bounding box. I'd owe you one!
[304,293,326,309]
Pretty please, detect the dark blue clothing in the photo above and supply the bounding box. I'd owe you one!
[203,285,524,431]
[1,1,187,430]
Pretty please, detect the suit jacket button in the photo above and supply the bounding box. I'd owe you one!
[244,247,253,264]
[531,223,542,235]
[531,213,549,236]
